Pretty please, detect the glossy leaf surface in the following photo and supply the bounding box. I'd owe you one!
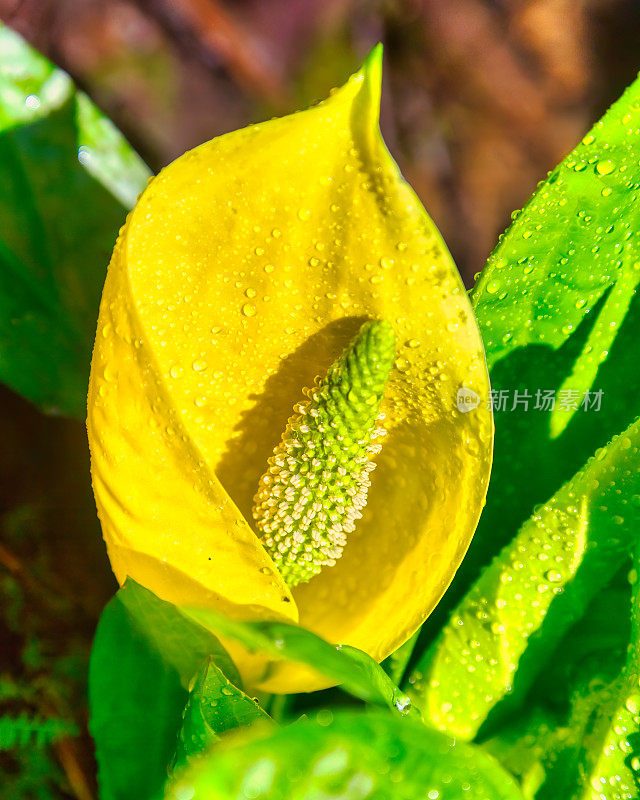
[172,657,270,773]
[166,711,524,800]
[409,415,640,739]
[185,607,415,717]
[89,580,235,800]
[0,24,150,416]
[466,71,640,593]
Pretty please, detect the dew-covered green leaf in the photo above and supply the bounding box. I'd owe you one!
[0,24,150,416]
[472,73,640,439]
[89,581,236,800]
[165,711,524,800]
[408,415,640,740]
[483,679,625,800]
[559,549,640,800]
[414,74,640,656]
[184,607,415,717]
[172,657,270,774]
[503,571,638,800]
[482,707,558,800]
[482,559,632,799]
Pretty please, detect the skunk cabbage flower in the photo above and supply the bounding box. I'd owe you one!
[87,47,493,692]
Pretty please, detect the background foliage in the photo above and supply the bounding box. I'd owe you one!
[2,3,640,799]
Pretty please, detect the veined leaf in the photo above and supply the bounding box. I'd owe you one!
[172,657,271,774]
[165,711,524,800]
[562,546,640,800]
[408,415,640,739]
[415,71,640,653]
[0,24,150,416]
[89,580,236,800]
[184,607,416,718]
[482,708,558,800]
[406,53,640,759]
[483,568,631,799]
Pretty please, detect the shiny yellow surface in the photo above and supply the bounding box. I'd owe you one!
[87,47,493,692]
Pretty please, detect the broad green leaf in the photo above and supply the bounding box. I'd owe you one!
[118,579,240,687]
[172,657,271,773]
[89,592,185,800]
[482,561,631,799]
[417,72,640,654]
[482,708,558,799]
[0,24,150,416]
[185,607,416,718]
[89,581,236,800]
[408,414,640,739]
[165,711,524,800]
[560,549,640,800]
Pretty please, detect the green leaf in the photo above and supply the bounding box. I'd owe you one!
[532,565,631,713]
[165,710,524,800]
[406,63,640,762]
[416,73,640,655]
[381,630,419,686]
[498,568,637,800]
[89,580,236,800]
[482,707,558,800]
[0,24,150,416]
[478,528,632,799]
[172,657,271,774]
[559,549,640,800]
[408,415,640,740]
[118,579,240,687]
[184,607,416,718]
[472,73,640,452]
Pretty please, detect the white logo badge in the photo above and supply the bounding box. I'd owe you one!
[457,387,480,413]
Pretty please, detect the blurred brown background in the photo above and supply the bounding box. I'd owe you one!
[3,0,640,284]
[1,3,640,798]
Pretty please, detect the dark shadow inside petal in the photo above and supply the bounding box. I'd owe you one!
[216,315,370,527]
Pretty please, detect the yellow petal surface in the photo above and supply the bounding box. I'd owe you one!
[87,47,493,692]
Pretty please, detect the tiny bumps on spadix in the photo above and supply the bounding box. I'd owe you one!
[253,320,395,586]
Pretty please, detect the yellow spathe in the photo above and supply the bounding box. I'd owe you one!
[87,46,493,692]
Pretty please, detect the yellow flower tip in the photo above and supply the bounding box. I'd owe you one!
[350,44,383,143]
[253,320,395,588]
[358,42,383,98]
